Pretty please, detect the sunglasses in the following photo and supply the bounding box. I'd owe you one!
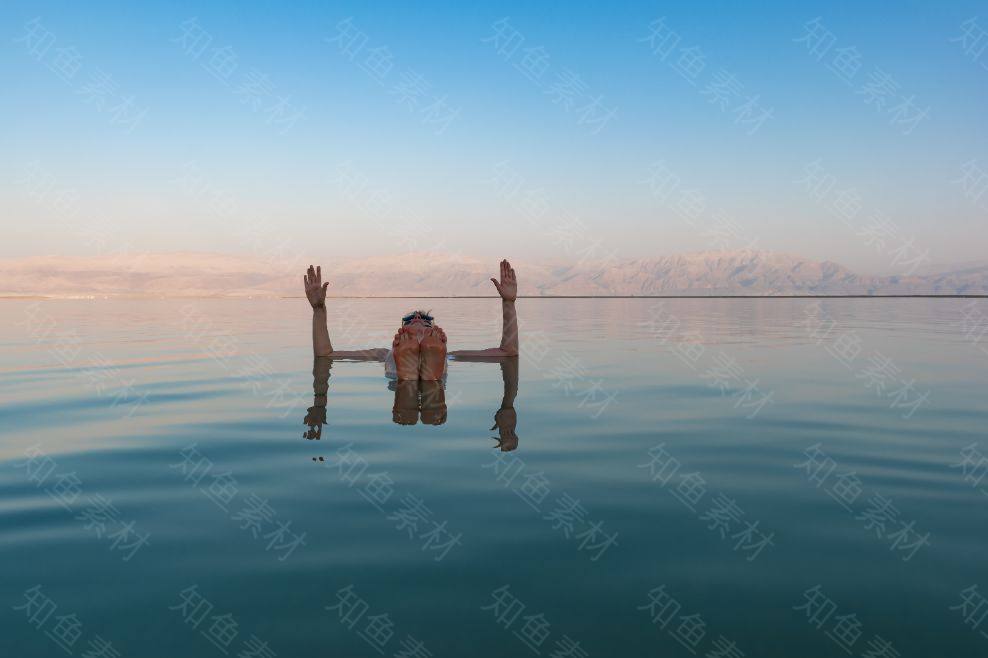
[401,312,434,326]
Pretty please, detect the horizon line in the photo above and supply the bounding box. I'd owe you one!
[3,294,986,301]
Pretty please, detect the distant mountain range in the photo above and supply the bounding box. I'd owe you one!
[2,251,987,298]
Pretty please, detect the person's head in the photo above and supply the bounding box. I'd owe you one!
[401,309,434,340]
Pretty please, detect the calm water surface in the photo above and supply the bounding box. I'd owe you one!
[2,298,987,657]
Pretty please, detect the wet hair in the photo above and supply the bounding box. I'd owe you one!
[401,309,434,325]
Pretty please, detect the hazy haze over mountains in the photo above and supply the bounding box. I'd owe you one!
[2,251,987,298]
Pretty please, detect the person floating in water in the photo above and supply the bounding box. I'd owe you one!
[303,259,520,379]
[302,259,521,442]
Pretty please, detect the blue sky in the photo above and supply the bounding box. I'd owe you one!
[3,0,986,274]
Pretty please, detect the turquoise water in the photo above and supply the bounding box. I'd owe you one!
[2,298,987,657]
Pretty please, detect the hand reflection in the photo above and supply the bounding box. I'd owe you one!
[304,357,331,442]
[303,405,326,440]
[491,357,519,451]
[491,407,518,451]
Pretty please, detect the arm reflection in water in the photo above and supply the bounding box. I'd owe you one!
[304,355,520,449]
[303,357,332,443]
[491,357,519,451]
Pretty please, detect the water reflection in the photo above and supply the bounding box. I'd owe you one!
[303,357,331,442]
[303,355,521,449]
[391,379,446,425]
[490,356,519,451]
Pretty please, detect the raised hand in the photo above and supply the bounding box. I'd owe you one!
[304,265,329,309]
[490,259,518,302]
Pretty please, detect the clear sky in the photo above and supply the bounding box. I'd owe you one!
[3,0,986,274]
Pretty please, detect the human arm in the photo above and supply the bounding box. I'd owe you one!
[305,264,388,360]
[449,259,520,359]
[305,265,333,357]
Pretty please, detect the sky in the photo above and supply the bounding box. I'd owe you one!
[2,0,987,275]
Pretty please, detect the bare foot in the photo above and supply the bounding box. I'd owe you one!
[393,328,421,380]
[418,326,447,381]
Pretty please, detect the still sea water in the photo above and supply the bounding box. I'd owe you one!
[1,297,987,657]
